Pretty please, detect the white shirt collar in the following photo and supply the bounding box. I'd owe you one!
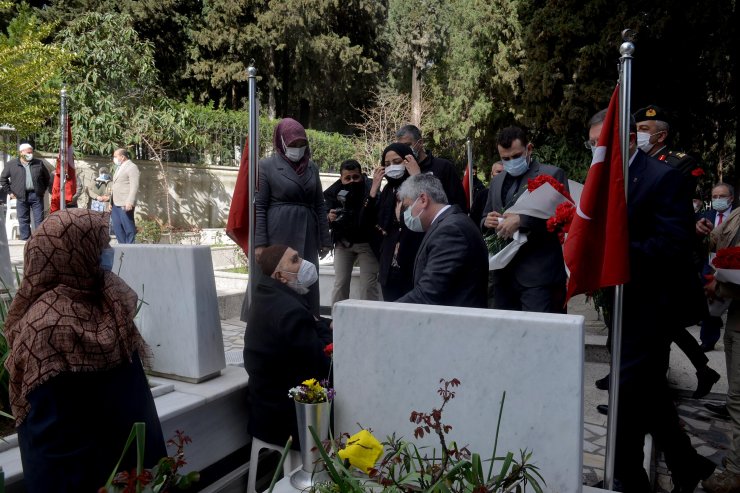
[432,205,452,224]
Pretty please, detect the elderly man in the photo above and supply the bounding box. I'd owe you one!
[0,143,52,240]
[110,148,140,244]
[243,244,331,451]
[396,174,488,307]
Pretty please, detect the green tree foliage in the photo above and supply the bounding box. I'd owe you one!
[41,0,199,98]
[518,0,737,182]
[51,11,160,155]
[187,0,386,129]
[424,0,523,162]
[0,2,71,135]
[385,0,449,125]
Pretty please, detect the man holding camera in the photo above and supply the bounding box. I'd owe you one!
[324,160,381,304]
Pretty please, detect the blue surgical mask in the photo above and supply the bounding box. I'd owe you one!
[712,198,731,212]
[403,197,424,232]
[100,248,114,271]
[503,154,529,177]
[282,260,318,294]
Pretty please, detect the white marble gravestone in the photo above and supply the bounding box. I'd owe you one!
[333,300,585,493]
[113,244,226,382]
[0,211,14,290]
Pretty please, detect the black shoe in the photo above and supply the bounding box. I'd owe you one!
[704,402,730,419]
[694,366,721,399]
[595,374,610,391]
[700,343,716,352]
[597,404,609,415]
[672,454,716,492]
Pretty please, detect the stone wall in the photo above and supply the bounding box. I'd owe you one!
[23,153,341,229]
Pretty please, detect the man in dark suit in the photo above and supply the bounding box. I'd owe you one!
[243,244,332,451]
[587,111,715,492]
[481,126,569,313]
[395,174,488,308]
[696,182,734,350]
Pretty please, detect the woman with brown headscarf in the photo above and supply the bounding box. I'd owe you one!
[245,118,331,317]
[3,209,165,492]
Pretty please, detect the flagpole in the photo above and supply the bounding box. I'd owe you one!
[59,87,67,210]
[466,138,474,208]
[604,31,634,490]
[247,63,258,306]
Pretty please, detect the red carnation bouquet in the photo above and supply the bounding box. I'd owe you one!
[713,246,740,284]
[488,174,574,269]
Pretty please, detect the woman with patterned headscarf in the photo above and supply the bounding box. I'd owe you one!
[3,209,166,492]
[245,118,331,318]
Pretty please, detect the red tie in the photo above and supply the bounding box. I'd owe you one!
[718,213,724,225]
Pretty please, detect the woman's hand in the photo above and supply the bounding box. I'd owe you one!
[369,166,384,198]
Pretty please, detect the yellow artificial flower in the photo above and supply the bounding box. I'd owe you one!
[337,430,383,474]
[303,378,318,387]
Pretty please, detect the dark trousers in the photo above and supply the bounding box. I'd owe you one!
[614,302,708,491]
[673,326,709,369]
[111,205,136,243]
[700,315,724,347]
[491,271,566,314]
[16,191,44,240]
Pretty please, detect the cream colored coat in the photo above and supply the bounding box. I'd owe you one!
[111,159,140,206]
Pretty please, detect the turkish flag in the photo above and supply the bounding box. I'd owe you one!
[226,138,252,252]
[50,117,76,213]
[462,166,471,209]
[563,86,630,300]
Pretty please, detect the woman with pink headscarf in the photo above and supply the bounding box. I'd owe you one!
[246,118,331,317]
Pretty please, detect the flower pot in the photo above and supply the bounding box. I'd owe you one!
[290,400,331,489]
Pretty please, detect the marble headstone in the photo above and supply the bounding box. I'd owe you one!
[113,244,226,382]
[333,300,585,493]
[0,211,14,290]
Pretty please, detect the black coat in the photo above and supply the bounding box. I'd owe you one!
[323,177,377,247]
[0,158,52,200]
[619,151,708,382]
[397,206,488,307]
[243,276,332,449]
[418,153,468,212]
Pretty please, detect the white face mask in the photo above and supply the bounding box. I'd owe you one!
[281,135,307,162]
[636,131,659,153]
[385,164,406,179]
[713,198,731,212]
[113,157,121,166]
[282,259,318,294]
[403,197,424,232]
[22,153,33,161]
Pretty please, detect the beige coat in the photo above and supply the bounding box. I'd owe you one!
[111,159,140,206]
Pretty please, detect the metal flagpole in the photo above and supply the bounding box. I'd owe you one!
[604,30,634,490]
[466,138,474,207]
[247,63,258,306]
[59,87,67,210]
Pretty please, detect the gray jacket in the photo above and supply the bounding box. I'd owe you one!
[481,160,568,288]
[254,154,331,261]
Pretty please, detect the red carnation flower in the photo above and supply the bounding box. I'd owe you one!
[691,168,705,177]
[323,343,334,358]
[713,247,740,269]
[527,174,573,202]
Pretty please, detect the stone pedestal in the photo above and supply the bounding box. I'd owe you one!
[113,244,226,382]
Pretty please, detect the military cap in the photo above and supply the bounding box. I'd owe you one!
[633,105,669,125]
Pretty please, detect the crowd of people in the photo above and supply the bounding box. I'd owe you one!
[243,110,740,493]
[1,145,140,244]
[3,107,739,492]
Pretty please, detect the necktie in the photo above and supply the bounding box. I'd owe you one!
[718,213,724,225]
